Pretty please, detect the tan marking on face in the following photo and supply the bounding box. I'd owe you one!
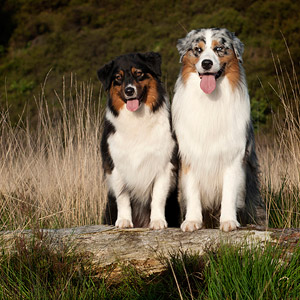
[181,41,205,84]
[109,70,125,112]
[219,49,240,90]
[181,50,199,84]
[212,39,219,49]
[197,41,206,50]
[212,40,227,58]
[131,67,143,77]
[143,74,158,109]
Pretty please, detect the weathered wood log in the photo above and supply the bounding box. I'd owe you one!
[1,226,299,278]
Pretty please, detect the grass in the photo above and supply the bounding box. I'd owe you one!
[0,59,300,230]
[0,73,106,230]
[204,243,300,299]
[257,47,300,229]
[0,40,299,298]
[0,230,299,299]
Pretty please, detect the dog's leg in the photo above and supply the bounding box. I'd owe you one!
[107,169,133,228]
[220,156,245,232]
[103,191,117,225]
[180,168,203,232]
[149,163,174,230]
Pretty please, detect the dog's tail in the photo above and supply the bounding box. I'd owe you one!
[239,123,267,227]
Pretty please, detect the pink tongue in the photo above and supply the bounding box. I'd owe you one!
[126,99,140,112]
[200,75,216,94]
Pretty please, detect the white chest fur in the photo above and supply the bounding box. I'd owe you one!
[106,103,174,200]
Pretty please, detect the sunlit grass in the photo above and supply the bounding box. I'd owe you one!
[0,62,300,230]
[0,231,299,299]
[258,46,300,229]
[0,43,299,300]
[0,74,106,230]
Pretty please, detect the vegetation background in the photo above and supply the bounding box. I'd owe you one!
[0,1,300,298]
[1,0,300,127]
[0,0,299,229]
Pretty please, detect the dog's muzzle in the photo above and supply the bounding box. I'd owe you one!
[198,63,227,94]
[215,63,226,79]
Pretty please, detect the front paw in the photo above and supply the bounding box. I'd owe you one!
[149,219,167,230]
[115,219,133,228]
[220,220,240,232]
[181,220,203,232]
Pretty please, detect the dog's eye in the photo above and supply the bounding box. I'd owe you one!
[215,46,224,52]
[135,71,144,78]
[194,47,202,54]
[115,74,122,82]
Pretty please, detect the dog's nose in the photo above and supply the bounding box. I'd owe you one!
[201,59,213,70]
[124,86,135,97]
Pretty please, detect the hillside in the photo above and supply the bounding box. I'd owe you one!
[0,0,300,126]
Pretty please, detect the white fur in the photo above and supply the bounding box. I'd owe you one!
[196,30,221,74]
[172,69,250,232]
[106,101,175,229]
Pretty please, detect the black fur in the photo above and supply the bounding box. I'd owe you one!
[98,52,180,228]
[98,52,165,117]
[100,118,115,175]
[239,122,266,226]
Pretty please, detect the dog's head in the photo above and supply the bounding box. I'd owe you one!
[177,28,244,93]
[98,52,162,114]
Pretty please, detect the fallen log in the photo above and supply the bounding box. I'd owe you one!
[1,226,299,278]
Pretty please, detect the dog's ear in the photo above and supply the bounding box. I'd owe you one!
[137,52,162,77]
[177,30,197,63]
[97,60,114,91]
[177,37,188,63]
[231,34,244,64]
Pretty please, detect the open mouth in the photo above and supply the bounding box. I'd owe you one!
[198,63,226,94]
[125,87,147,112]
[126,98,140,112]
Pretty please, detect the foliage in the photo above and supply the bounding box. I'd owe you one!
[0,76,106,231]
[204,243,300,299]
[0,233,299,299]
[1,59,300,230]
[0,0,300,127]
[258,48,300,229]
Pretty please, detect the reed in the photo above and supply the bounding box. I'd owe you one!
[0,74,106,230]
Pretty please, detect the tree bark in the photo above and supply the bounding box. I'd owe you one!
[1,225,299,279]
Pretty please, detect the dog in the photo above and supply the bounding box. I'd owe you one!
[98,52,180,229]
[172,28,266,232]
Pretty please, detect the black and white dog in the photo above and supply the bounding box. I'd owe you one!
[98,52,180,229]
[172,28,266,232]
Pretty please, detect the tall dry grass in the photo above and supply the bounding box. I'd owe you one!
[1,53,300,230]
[0,74,106,230]
[257,48,300,228]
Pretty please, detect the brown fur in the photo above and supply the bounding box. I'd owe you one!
[181,160,190,175]
[211,39,219,49]
[182,50,199,84]
[109,70,125,112]
[103,162,113,175]
[211,39,241,90]
[144,75,158,109]
[110,69,160,111]
[219,50,240,90]
[181,41,206,84]
[131,67,142,77]
[130,67,159,108]
[109,85,125,112]
[197,41,206,50]
[182,40,240,90]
